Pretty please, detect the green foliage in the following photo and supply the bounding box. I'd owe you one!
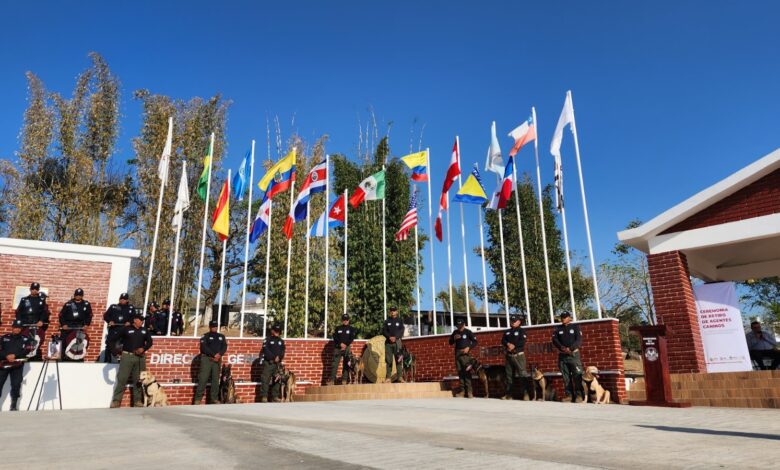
[741,277,780,323]
[437,282,478,313]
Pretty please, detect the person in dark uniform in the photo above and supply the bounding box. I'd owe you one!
[552,311,584,403]
[15,282,50,360]
[110,313,153,408]
[153,300,172,336]
[328,314,357,385]
[194,320,228,404]
[259,324,285,403]
[501,314,528,400]
[144,302,158,331]
[58,288,93,362]
[382,306,406,383]
[103,293,134,363]
[169,302,184,336]
[449,318,478,398]
[0,320,33,411]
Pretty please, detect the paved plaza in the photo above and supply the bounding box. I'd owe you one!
[1,399,779,469]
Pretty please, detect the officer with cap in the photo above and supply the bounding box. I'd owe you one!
[15,282,50,359]
[194,320,228,404]
[552,311,584,402]
[259,324,285,403]
[501,314,528,400]
[103,293,135,363]
[110,313,153,408]
[0,319,33,411]
[382,306,406,383]
[449,318,478,398]
[152,299,172,336]
[144,302,158,331]
[328,314,357,385]
[169,301,184,336]
[58,288,93,362]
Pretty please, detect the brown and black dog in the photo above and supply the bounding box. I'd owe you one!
[219,364,237,404]
[530,366,557,401]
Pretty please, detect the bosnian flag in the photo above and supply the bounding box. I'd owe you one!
[310,194,346,237]
[496,155,516,210]
[249,197,272,243]
[433,138,461,241]
[283,158,328,239]
[508,116,536,157]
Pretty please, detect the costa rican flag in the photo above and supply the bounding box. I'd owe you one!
[395,190,418,241]
[283,158,328,239]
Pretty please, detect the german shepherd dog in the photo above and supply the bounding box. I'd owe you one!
[400,346,416,383]
[531,366,557,401]
[463,355,489,398]
[219,364,237,404]
[275,364,297,402]
[344,352,362,384]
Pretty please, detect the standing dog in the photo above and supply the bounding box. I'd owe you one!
[400,346,416,383]
[138,371,169,407]
[276,364,297,402]
[219,364,237,404]
[344,352,362,385]
[582,366,610,404]
[462,356,489,398]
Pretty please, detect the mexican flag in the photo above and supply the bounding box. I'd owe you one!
[349,170,385,208]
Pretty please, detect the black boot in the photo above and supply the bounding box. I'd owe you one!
[10,398,18,411]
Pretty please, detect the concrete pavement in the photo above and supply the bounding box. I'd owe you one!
[1,398,779,469]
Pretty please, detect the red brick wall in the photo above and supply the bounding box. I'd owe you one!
[403,319,626,403]
[0,253,111,361]
[662,168,780,234]
[647,250,706,373]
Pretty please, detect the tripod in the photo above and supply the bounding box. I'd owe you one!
[26,359,63,411]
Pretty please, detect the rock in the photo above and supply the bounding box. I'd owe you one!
[361,335,395,383]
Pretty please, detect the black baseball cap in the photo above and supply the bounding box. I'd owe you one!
[11,319,23,328]
[163,299,171,306]
[389,306,398,312]
[150,301,160,309]
[74,288,84,296]
[559,311,572,319]
[30,282,40,290]
[341,314,350,321]
[455,318,465,326]
[132,313,144,320]
[510,314,521,323]
[209,320,218,328]
[119,292,129,300]
[271,323,282,332]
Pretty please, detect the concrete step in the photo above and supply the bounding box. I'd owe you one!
[294,390,453,402]
[304,382,446,395]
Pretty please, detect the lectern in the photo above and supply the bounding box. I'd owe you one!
[629,325,690,408]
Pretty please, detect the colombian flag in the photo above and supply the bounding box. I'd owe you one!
[211,178,230,241]
[401,150,428,182]
[258,149,296,200]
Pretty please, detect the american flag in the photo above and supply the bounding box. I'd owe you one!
[395,189,418,241]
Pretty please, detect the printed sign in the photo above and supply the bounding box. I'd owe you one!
[693,282,752,372]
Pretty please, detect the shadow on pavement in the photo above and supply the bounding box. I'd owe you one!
[636,425,780,441]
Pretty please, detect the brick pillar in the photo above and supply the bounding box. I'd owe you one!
[647,251,706,373]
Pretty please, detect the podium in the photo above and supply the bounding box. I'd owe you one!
[629,325,690,408]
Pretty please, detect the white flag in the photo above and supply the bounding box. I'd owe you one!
[172,163,190,229]
[158,117,173,185]
[550,91,575,162]
[485,121,504,176]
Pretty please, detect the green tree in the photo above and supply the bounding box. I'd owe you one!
[437,282,478,313]
[741,277,780,324]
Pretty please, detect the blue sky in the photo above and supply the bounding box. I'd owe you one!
[2,1,780,310]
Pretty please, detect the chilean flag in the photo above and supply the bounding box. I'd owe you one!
[496,155,516,210]
[508,116,536,157]
[434,138,461,241]
[283,158,328,239]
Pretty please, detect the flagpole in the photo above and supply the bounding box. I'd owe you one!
[323,156,330,338]
[263,201,272,337]
[283,164,297,339]
[510,160,532,325]
[382,165,388,320]
[343,188,349,318]
[477,206,490,328]
[303,193,311,339]
[142,117,172,319]
[194,132,215,337]
[497,209,511,328]
[532,107,555,324]
[445,207,454,332]
[414,224,422,336]
[216,169,231,332]
[455,137,471,328]
[168,159,186,337]
[425,148,437,335]
[560,201,578,320]
[240,140,256,338]
[568,90,602,318]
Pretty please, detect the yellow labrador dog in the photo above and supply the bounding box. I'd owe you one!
[139,371,169,407]
[582,366,610,404]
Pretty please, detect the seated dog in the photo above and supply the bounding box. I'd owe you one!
[139,371,169,407]
[531,366,557,402]
[582,366,610,404]
[219,364,237,404]
[275,364,297,403]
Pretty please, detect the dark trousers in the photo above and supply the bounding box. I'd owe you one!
[260,362,281,400]
[455,351,473,395]
[331,345,351,382]
[194,356,221,403]
[750,349,780,370]
[104,328,122,363]
[385,339,404,381]
[0,366,23,401]
[504,352,528,396]
[559,350,584,399]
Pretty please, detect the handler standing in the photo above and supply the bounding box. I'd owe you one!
[110,313,153,408]
[194,320,227,404]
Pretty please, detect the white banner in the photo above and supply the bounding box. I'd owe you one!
[693,282,752,373]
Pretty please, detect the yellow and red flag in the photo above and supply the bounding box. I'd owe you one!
[211,177,230,241]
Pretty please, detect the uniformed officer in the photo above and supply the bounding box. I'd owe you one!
[103,293,135,363]
[382,306,406,383]
[58,288,93,362]
[0,320,33,411]
[194,320,228,405]
[328,314,357,385]
[144,302,158,331]
[552,311,584,403]
[110,313,153,408]
[169,302,184,336]
[259,324,285,403]
[449,318,478,398]
[15,282,50,360]
[501,314,528,400]
[152,299,172,336]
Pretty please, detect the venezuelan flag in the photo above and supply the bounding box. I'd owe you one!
[453,164,488,205]
[258,149,296,200]
[401,150,428,182]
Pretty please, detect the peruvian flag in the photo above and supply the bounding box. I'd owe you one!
[508,116,536,157]
[434,138,461,241]
[283,159,328,239]
[496,156,516,210]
